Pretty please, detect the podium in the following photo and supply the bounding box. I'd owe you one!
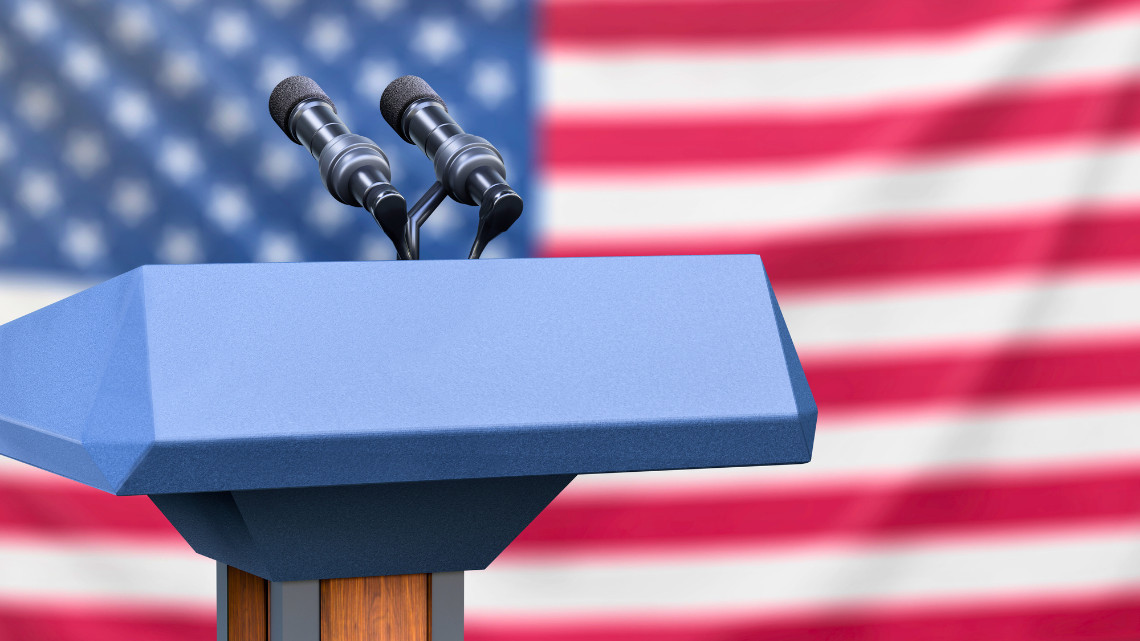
[0,255,816,640]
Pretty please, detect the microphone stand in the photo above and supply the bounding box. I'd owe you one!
[399,178,523,260]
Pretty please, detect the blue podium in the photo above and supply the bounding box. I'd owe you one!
[0,255,815,640]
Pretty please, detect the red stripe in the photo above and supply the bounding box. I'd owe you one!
[543,0,1140,47]
[468,591,1140,641]
[506,465,1140,554]
[806,335,1140,411]
[3,345,1138,541]
[3,340,1140,541]
[4,370,1140,545]
[0,481,181,541]
[0,605,210,641]
[544,80,1140,174]
[539,206,1140,292]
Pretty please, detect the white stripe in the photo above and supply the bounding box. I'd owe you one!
[2,269,1136,492]
[0,537,213,610]
[470,524,1140,616]
[3,268,1136,362]
[542,9,1140,115]
[541,139,1140,236]
[0,272,93,325]
[782,268,1140,356]
[0,455,77,486]
[6,399,1140,495]
[2,266,1134,366]
[3,264,1134,369]
[562,399,1140,499]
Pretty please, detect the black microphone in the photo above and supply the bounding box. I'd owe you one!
[380,75,523,259]
[269,76,411,259]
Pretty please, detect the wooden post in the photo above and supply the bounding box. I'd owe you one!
[227,566,269,641]
[219,566,458,640]
[321,575,430,641]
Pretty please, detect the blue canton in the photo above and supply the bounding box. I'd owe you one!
[0,0,533,276]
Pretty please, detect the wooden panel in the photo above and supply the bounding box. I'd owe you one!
[227,566,268,641]
[381,574,429,641]
[321,574,430,641]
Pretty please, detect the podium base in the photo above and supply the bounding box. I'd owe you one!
[218,564,462,641]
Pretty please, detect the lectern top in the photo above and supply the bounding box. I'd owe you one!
[0,255,815,495]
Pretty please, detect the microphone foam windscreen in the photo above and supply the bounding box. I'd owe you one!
[269,76,335,143]
[380,75,445,142]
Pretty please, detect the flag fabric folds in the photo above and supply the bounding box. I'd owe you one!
[1,0,1140,639]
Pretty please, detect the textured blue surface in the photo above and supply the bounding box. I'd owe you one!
[152,475,575,581]
[0,255,816,496]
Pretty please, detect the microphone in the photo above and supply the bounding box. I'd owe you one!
[380,75,523,259]
[269,76,411,259]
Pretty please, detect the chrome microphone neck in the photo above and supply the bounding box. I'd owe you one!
[380,75,523,258]
[269,76,411,259]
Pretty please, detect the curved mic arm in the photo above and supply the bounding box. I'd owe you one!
[402,181,447,260]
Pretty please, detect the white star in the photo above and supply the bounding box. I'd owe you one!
[61,43,107,88]
[257,230,301,262]
[355,58,397,100]
[257,0,300,16]
[109,178,155,225]
[158,50,203,96]
[411,17,464,65]
[358,235,396,261]
[468,59,514,109]
[63,129,109,178]
[110,90,155,137]
[158,138,204,183]
[258,55,300,94]
[208,96,253,140]
[60,218,105,267]
[14,0,58,41]
[306,188,353,236]
[17,169,60,216]
[110,4,154,50]
[357,0,404,20]
[208,9,255,56]
[16,83,61,130]
[306,15,353,62]
[208,184,253,232]
[0,125,14,164]
[0,210,11,250]
[157,226,203,264]
[258,143,302,189]
[469,0,514,21]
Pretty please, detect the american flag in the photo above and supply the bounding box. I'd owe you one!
[2,0,1139,638]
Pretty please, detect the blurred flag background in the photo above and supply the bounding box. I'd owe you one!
[2,0,1140,639]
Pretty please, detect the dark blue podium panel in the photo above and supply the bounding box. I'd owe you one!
[0,256,815,579]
